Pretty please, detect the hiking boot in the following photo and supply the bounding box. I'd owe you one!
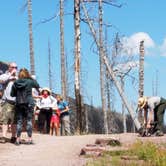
[0,137,6,143]
[10,137,16,143]
[154,130,164,136]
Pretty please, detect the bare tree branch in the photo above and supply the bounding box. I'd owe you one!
[82,0,124,8]
[35,11,60,28]
[19,2,28,14]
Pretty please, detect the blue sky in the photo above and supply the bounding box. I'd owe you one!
[0,0,166,122]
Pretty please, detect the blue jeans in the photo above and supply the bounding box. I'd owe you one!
[15,104,34,137]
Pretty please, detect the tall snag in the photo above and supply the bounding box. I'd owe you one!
[74,0,83,134]
[27,0,35,75]
[60,0,67,100]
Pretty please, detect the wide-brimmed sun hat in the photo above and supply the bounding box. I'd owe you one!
[138,96,147,109]
[41,87,51,95]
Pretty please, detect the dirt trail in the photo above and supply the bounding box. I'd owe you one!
[0,133,165,166]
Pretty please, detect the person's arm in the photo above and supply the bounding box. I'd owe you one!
[60,102,69,114]
[50,96,58,110]
[143,108,148,125]
[147,109,154,128]
[0,73,11,84]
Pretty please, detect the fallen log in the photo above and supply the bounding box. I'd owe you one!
[121,155,139,160]
[95,138,121,146]
[80,146,105,157]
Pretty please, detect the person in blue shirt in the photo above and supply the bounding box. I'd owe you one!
[56,94,71,136]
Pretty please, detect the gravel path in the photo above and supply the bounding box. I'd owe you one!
[0,133,165,166]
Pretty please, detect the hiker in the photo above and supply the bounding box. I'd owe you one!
[138,96,166,136]
[37,88,57,134]
[56,94,71,136]
[0,62,17,143]
[32,86,41,131]
[49,107,60,136]
[11,68,40,145]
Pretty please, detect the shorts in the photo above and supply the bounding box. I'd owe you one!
[0,102,15,125]
[50,114,60,126]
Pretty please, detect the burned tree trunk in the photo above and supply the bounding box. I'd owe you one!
[98,0,108,134]
[48,40,52,91]
[138,40,145,123]
[27,0,35,75]
[139,40,144,97]
[60,0,67,100]
[74,0,83,134]
[121,77,126,133]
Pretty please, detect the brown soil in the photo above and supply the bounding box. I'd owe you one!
[0,133,165,166]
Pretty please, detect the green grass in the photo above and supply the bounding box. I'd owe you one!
[86,141,166,166]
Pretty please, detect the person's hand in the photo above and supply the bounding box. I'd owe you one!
[146,123,151,129]
[11,68,17,76]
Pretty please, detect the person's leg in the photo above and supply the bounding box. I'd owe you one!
[26,105,33,144]
[55,123,60,136]
[156,103,166,132]
[1,103,11,143]
[2,124,8,139]
[38,110,45,133]
[9,106,16,143]
[63,115,71,136]
[46,110,52,134]
[49,122,53,135]
[15,109,23,144]
[60,116,65,136]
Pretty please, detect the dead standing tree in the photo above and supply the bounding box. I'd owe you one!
[60,0,67,100]
[48,39,52,91]
[27,0,35,75]
[138,40,144,123]
[80,0,141,131]
[74,0,83,134]
[82,0,121,134]
[98,0,108,134]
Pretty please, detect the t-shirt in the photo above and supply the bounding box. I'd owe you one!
[38,96,57,110]
[147,96,161,111]
[57,101,69,116]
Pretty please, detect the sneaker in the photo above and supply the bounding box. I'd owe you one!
[10,137,16,144]
[26,140,34,145]
[154,130,164,136]
[15,140,20,146]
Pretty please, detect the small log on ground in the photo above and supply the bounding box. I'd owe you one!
[80,146,105,157]
[121,155,139,160]
[95,138,121,146]
[86,144,97,147]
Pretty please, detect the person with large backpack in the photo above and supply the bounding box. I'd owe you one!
[0,62,17,143]
[11,68,40,145]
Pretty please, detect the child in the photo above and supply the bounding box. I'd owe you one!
[49,109,60,136]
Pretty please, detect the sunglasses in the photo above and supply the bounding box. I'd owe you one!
[10,66,18,69]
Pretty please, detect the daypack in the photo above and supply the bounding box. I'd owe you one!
[16,88,28,104]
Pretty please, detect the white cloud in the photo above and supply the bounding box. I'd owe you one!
[121,32,155,55]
